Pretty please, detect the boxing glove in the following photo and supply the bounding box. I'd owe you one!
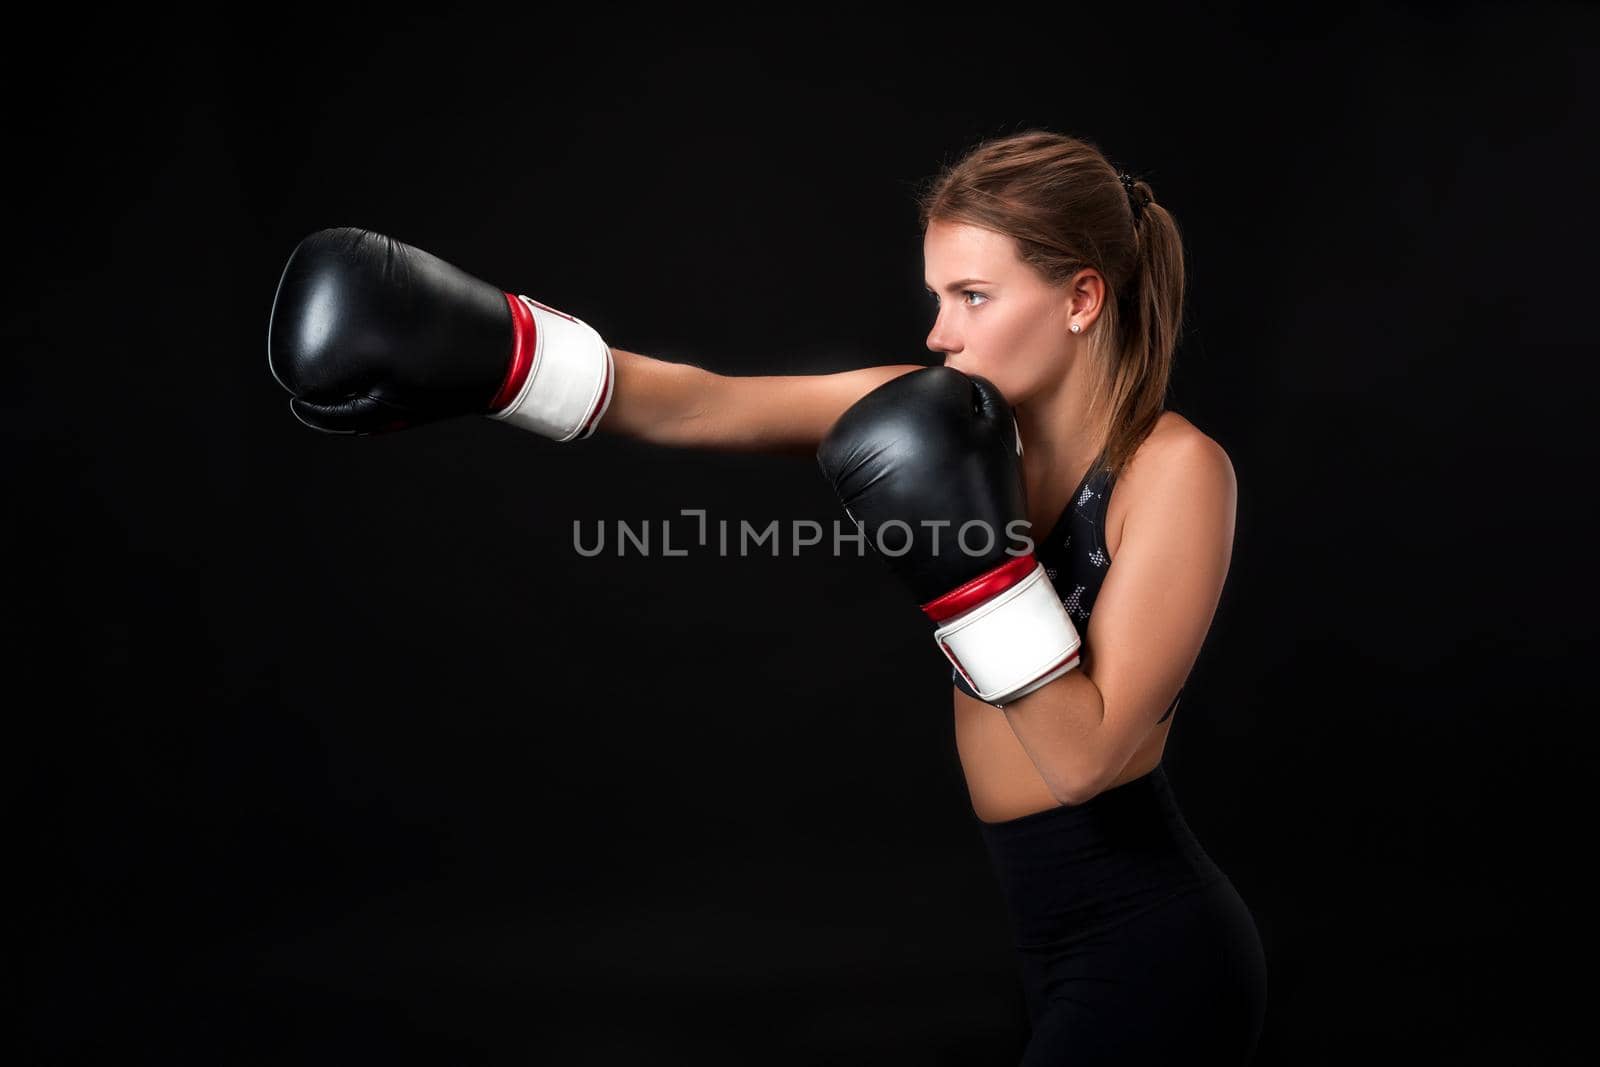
[818,367,1081,706]
[267,227,613,439]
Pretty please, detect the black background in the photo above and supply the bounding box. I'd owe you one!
[12,3,1595,1063]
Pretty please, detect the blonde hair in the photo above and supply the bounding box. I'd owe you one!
[915,129,1186,477]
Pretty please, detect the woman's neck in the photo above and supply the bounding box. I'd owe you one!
[1014,361,1104,495]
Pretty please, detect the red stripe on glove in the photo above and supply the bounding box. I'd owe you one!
[921,553,1039,624]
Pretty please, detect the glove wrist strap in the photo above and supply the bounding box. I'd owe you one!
[930,559,1082,706]
[491,294,614,441]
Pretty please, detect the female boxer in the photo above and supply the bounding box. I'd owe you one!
[270,128,1267,1065]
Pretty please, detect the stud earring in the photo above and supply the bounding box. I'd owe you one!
[1070,323,1082,334]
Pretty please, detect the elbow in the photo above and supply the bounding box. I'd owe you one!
[1051,784,1094,808]
[1049,770,1105,808]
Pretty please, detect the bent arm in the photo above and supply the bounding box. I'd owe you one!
[994,433,1238,804]
[602,348,924,457]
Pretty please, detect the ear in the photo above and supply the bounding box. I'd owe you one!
[1064,268,1108,333]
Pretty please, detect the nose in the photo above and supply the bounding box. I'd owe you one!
[926,315,959,356]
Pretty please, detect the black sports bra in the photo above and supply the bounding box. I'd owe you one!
[952,462,1182,725]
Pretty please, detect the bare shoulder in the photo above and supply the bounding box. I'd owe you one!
[1127,412,1234,492]
[1109,412,1237,550]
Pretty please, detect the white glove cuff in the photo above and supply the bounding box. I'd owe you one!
[491,294,614,441]
[934,561,1082,706]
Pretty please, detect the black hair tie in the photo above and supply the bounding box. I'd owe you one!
[1119,172,1152,224]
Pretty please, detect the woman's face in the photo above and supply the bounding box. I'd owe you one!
[922,219,1078,402]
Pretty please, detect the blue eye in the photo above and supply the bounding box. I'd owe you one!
[927,290,987,306]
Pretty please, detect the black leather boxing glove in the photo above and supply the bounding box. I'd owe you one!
[267,227,613,438]
[818,366,1081,705]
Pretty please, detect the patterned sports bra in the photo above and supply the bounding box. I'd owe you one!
[953,461,1182,725]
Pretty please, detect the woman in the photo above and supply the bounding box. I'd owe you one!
[913,132,1269,1063]
[269,129,1267,1064]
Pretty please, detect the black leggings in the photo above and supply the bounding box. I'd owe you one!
[978,764,1268,1064]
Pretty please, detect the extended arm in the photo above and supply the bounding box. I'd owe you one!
[606,348,923,456]
[267,227,920,455]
